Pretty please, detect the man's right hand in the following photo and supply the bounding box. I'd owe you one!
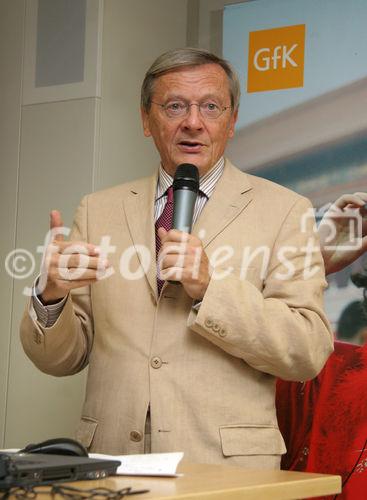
[38,210,109,304]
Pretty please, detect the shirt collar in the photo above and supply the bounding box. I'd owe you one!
[156,157,225,201]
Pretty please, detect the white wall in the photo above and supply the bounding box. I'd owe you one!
[2,0,101,447]
[197,0,249,53]
[0,0,188,448]
[98,0,188,189]
[0,0,25,447]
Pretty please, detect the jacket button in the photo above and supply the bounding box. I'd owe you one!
[219,327,227,337]
[130,430,143,442]
[151,356,162,369]
[212,323,220,333]
[204,318,213,328]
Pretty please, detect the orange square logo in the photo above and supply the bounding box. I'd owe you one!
[247,24,305,93]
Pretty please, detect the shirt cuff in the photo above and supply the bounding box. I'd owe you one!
[31,291,67,328]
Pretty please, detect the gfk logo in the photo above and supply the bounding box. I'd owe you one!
[254,44,298,71]
[247,25,305,92]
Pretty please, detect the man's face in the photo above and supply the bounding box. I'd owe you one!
[141,64,238,177]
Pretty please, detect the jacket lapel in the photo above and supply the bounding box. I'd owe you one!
[123,172,158,298]
[122,161,253,298]
[193,160,253,248]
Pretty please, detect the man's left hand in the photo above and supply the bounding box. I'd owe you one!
[157,228,211,300]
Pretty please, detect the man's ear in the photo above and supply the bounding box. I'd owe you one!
[141,107,151,137]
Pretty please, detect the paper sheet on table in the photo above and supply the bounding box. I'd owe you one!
[89,451,184,477]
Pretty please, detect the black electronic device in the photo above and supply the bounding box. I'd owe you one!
[172,163,199,233]
[0,452,120,490]
[19,437,88,457]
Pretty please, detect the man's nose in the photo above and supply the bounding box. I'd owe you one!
[181,104,204,129]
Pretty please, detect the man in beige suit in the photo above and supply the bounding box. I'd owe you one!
[20,48,333,469]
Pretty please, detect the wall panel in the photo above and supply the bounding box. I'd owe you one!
[98,0,188,189]
[5,98,99,447]
[0,0,25,447]
[1,0,190,446]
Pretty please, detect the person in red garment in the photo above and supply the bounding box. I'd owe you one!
[276,192,367,500]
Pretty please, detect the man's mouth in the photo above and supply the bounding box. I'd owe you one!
[177,141,204,152]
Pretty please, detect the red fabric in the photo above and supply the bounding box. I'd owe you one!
[155,186,174,294]
[276,342,367,499]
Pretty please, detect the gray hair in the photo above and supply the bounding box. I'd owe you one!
[141,47,241,112]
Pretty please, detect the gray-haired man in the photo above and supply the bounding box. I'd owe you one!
[21,48,333,468]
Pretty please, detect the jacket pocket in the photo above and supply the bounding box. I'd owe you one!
[75,416,98,449]
[219,424,286,456]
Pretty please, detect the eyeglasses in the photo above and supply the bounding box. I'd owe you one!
[151,100,231,119]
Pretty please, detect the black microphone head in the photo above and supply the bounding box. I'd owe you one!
[173,164,199,192]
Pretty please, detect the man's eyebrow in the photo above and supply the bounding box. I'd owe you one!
[162,93,223,102]
[200,94,223,101]
[162,94,187,101]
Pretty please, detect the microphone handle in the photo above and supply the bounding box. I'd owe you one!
[173,189,197,233]
[167,188,197,286]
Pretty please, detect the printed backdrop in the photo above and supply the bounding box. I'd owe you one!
[223,0,367,337]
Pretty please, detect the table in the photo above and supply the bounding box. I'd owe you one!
[37,462,341,499]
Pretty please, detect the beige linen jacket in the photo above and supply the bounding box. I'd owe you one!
[20,160,333,469]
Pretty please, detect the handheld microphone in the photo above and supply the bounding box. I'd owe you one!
[172,163,199,233]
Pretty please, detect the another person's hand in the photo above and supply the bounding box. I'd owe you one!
[157,228,211,300]
[318,192,367,275]
[38,210,110,304]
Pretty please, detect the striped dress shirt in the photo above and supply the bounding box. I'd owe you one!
[155,157,224,223]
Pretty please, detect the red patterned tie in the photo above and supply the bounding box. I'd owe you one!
[155,186,174,295]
